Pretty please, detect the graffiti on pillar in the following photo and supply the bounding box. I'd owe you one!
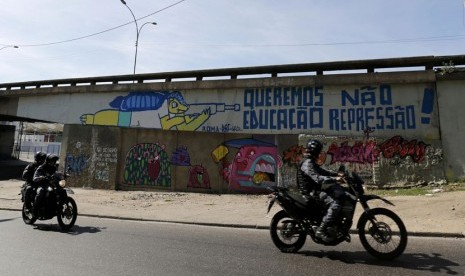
[93,146,117,182]
[282,145,305,165]
[378,135,429,163]
[211,138,282,193]
[171,146,191,166]
[65,154,89,176]
[327,140,379,165]
[123,143,171,187]
[80,91,241,132]
[187,165,211,189]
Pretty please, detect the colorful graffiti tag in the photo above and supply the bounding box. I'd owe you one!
[171,146,191,166]
[378,135,429,163]
[325,136,431,165]
[187,165,211,189]
[212,138,282,193]
[65,154,88,176]
[327,140,379,165]
[282,145,305,165]
[123,143,171,187]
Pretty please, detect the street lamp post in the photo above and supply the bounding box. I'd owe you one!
[120,0,157,78]
[0,45,19,51]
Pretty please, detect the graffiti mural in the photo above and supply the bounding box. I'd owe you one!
[187,165,211,189]
[80,91,241,131]
[324,135,432,166]
[93,146,117,182]
[212,138,282,193]
[282,145,305,166]
[378,135,428,163]
[242,84,436,133]
[171,146,191,166]
[68,83,437,136]
[123,143,171,187]
[327,140,379,165]
[65,154,89,176]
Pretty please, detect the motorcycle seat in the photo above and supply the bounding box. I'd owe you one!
[288,192,312,209]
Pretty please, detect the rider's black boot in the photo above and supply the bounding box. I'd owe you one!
[315,221,331,242]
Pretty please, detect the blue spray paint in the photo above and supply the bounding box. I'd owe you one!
[421,88,435,124]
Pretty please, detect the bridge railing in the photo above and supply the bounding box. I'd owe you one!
[1,55,464,91]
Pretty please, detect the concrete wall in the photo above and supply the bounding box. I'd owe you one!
[16,82,438,138]
[0,124,15,159]
[4,69,465,191]
[60,123,446,193]
[436,79,465,181]
[61,125,120,189]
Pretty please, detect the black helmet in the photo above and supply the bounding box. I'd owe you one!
[34,151,46,163]
[306,139,323,157]
[45,154,59,164]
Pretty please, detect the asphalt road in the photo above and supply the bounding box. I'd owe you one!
[0,210,464,276]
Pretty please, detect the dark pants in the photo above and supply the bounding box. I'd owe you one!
[319,184,345,225]
[33,186,46,216]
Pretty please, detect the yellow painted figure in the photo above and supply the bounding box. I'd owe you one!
[160,98,211,131]
[80,91,213,131]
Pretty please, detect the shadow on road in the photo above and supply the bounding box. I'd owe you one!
[0,218,16,223]
[33,223,106,235]
[300,250,462,275]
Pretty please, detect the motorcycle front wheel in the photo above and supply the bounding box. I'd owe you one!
[57,197,78,231]
[270,210,306,253]
[358,207,408,260]
[22,202,37,225]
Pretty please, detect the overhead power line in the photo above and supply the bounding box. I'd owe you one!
[9,0,187,48]
[2,0,465,49]
[140,35,465,48]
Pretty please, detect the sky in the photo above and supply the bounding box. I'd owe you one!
[1,0,465,83]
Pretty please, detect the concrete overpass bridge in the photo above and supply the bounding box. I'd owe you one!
[1,55,465,193]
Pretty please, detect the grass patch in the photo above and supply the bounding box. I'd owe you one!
[368,183,465,197]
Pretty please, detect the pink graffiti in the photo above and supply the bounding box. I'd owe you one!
[327,141,379,164]
[282,145,306,165]
[188,165,211,189]
[378,135,428,163]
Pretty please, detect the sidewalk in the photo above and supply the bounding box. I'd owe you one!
[1,179,464,238]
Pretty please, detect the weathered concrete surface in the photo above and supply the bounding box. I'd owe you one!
[436,79,465,182]
[0,57,464,189]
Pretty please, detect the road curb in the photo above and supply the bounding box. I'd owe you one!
[2,207,463,239]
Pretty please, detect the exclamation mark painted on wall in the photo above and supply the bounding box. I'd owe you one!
[421,88,435,124]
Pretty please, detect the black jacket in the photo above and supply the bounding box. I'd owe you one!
[22,162,41,184]
[297,154,338,195]
[33,163,58,186]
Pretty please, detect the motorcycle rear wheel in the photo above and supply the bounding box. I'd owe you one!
[358,207,408,260]
[270,210,306,253]
[22,202,37,225]
[57,197,78,231]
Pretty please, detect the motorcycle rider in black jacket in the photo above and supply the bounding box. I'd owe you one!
[22,152,46,202]
[32,154,59,218]
[22,151,46,184]
[297,139,344,242]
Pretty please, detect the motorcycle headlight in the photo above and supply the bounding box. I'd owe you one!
[59,180,66,188]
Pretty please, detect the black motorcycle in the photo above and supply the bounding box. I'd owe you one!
[267,167,408,260]
[21,169,78,231]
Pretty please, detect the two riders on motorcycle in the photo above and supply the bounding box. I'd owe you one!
[297,139,345,242]
[22,151,60,219]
